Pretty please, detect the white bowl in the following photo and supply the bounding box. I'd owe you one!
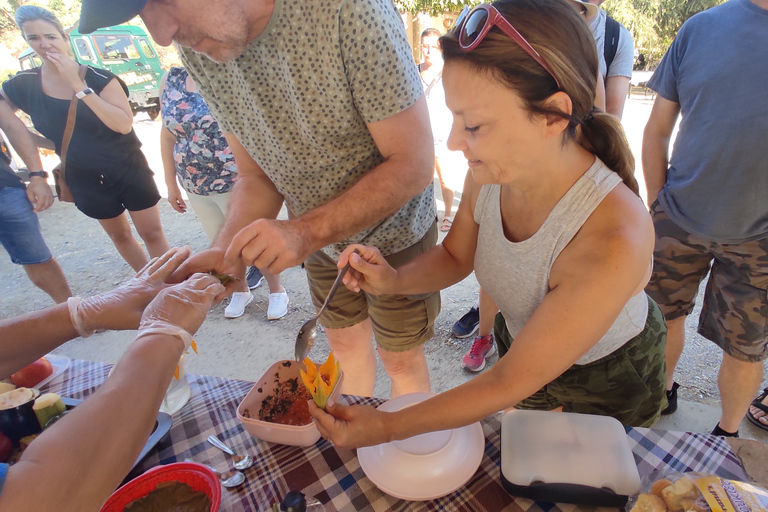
[237,359,343,447]
[358,392,485,501]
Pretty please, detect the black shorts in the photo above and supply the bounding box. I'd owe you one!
[67,166,161,220]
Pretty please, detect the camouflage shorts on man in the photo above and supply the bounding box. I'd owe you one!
[645,202,768,363]
[493,296,668,427]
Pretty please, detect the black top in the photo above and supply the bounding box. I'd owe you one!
[2,67,151,183]
[0,159,24,191]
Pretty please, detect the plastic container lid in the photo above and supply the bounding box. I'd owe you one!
[500,410,641,506]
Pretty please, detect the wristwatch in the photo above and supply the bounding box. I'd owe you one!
[28,170,49,179]
[75,87,95,99]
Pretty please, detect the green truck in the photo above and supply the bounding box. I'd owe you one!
[18,25,164,119]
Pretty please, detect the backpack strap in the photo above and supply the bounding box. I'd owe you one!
[603,15,621,75]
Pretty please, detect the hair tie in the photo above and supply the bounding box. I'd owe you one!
[582,106,598,124]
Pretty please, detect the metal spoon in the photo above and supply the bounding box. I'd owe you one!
[184,458,245,488]
[207,435,253,470]
[295,249,359,361]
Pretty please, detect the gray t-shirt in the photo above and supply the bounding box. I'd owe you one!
[180,0,436,258]
[648,0,768,243]
[588,9,634,80]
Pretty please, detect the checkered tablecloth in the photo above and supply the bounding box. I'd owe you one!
[44,359,748,512]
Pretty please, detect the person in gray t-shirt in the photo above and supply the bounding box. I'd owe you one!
[643,0,768,436]
[587,0,633,119]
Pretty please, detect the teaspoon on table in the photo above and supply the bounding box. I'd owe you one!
[184,458,245,488]
[207,435,253,470]
[295,249,359,361]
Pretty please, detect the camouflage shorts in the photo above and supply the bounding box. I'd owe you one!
[645,202,768,362]
[494,296,668,427]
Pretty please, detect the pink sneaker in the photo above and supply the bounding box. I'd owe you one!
[462,334,496,372]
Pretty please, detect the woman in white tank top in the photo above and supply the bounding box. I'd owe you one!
[310,0,667,448]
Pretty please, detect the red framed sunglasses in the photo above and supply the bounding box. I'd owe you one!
[453,3,561,89]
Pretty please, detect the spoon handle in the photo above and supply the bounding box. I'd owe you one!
[207,435,235,456]
[184,458,221,477]
[318,248,359,316]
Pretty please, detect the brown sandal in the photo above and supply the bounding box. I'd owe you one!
[440,217,453,232]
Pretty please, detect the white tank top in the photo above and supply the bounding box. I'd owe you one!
[473,158,648,365]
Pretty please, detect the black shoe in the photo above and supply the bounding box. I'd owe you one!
[246,266,264,289]
[661,382,679,415]
[711,424,739,437]
[452,306,480,339]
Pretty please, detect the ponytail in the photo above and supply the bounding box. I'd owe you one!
[575,111,638,196]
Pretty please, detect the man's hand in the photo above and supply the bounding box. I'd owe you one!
[169,247,240,300]
[77,247,194,333]
[26,177,54,212]
[224,218,313,275]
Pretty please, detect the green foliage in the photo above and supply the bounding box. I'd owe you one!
[604,0,727,67]
[396,0,474,16]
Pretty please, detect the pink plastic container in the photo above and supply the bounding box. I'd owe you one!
[99,461,221,511]
[237,359,343,447]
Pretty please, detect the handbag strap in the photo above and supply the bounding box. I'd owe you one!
[59,65,88,174]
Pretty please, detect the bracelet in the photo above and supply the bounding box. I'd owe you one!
[135,322,193,352]
[67,297,95,338]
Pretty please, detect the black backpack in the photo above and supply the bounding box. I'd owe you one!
[604,15,621,74]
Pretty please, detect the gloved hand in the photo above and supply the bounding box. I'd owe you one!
[137,273,224,351]
[68,247,194,337]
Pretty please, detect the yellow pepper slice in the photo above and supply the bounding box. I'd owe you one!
[300,351,341,408]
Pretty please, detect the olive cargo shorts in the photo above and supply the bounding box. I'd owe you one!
[304,221,440,353]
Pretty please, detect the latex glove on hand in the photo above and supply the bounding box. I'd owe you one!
[138,273,224,351]
[68,247,193,337]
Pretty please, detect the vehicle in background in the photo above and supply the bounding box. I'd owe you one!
[18,25,164,120]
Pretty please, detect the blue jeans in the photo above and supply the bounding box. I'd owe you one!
[0,186,52,265]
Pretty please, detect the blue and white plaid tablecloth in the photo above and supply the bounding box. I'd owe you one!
[45,359,748,512]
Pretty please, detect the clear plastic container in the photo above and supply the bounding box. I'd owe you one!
[160,354,191,415]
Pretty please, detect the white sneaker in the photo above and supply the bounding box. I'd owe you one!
[267,288,289,320]
[224,291,253,318]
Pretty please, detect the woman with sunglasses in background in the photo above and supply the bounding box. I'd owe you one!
[310,0,667,449]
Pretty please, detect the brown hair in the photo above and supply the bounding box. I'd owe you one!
[440,0,638,195]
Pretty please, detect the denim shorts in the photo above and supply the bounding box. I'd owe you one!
[0,186,53,265]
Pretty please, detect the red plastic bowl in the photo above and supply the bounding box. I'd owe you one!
[99,462,221,512]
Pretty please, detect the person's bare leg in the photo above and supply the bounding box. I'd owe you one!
[263,268,283,294]
[435,157,454,220]
[98,214,148,271]
[128,206,170,258]
[664,316,686,390]
[326,319,377,396]
[23,259,72,303]
[478,287,498,337]
[379,344,431,398]
[717,354,764,433]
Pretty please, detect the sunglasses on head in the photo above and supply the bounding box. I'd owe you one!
[453,3,561,89]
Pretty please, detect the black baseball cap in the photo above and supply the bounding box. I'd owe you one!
[78,0,149,34]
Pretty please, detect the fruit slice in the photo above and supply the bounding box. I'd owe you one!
[33,393,66,428]
[300,352,341,409]
[0,383,16,395]
[0,387,36,410]
[10,358,53,388]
